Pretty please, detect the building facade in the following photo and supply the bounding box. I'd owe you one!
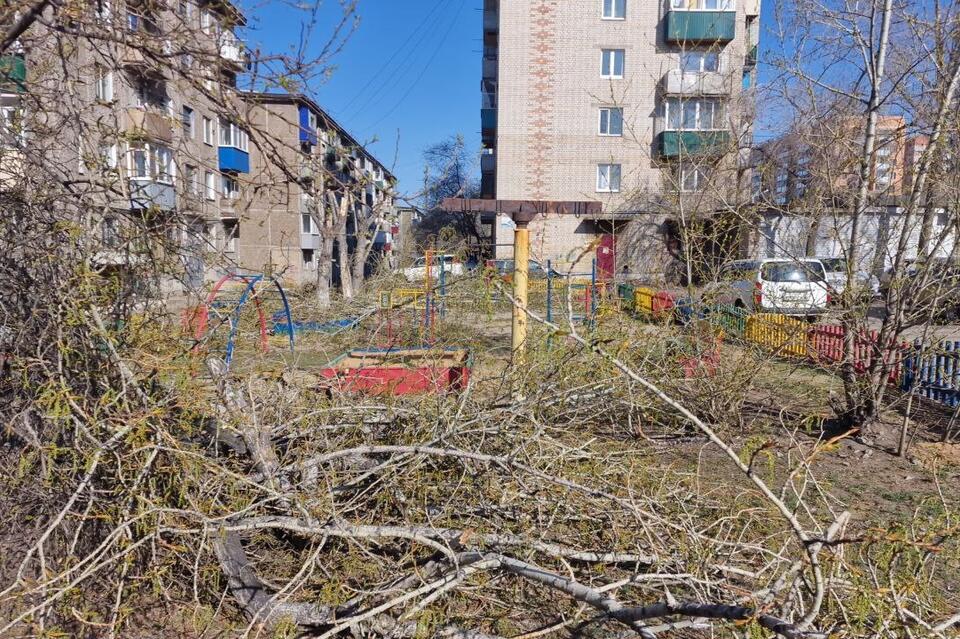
[481,0,760,278]
[749,116,952,272]
[1,1,396,298]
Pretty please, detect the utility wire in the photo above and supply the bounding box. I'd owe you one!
[361,0,468,133]
[339,0,447,113]
[347,2,452,118]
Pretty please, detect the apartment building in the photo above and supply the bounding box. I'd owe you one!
[237,92,398,284]
[481,0,760,278]
[748,116,953,270]
[1,0,396,295]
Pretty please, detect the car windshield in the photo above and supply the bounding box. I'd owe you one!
[761,261,826,283]
[819,258,844,272]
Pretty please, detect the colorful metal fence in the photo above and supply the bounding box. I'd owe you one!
[617,286,960,410]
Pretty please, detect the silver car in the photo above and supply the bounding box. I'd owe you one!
[706,259,830,317]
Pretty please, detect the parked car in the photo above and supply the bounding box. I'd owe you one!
[704,258,830,318]
[816,257,880,299]
[485,259,555,282]
[395,254,465,282]
[879,257,960,321]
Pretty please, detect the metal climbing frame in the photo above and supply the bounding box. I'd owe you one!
[193,273,295,368]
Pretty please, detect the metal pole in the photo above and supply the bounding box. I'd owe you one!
[546,259,553,324]
[511,224,530,367]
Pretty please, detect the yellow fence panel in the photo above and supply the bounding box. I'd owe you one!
[745,313,808,358]
[633,287,657,316]
[389,289,428,310]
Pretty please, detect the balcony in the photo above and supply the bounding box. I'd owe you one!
[657,130,731,158]
[129,178,175,210]
[125,108,173,142]
[745,45,758,68]
[483,7,498,33]
[665,11,736,44]
[480,151,496,173]
[481,92,497,109]
[300,232,321,250]
[482,56,498,80]
[663,69,729,96]
[481,108,497,130]
[218,146,250,173]
[0,149,23,190]
[219,31,248,69]
[0,55,25,92]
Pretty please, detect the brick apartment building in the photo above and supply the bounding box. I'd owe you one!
[480,0,761,279]
[748,115,951,272]
[0,0,396,296]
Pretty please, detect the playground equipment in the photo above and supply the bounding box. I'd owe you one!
[190,272,295,369]
[317,347,472,396]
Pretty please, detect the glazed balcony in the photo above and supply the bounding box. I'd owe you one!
[665,11,736,44]
[218,146,250,173]
[657,130,732,158]
[663,68,729,96]
[0,55,26,92]
[129,178,176,210]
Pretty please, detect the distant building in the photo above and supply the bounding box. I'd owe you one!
[239,92,397,286]
[480,0,761,280]
[0,4,396,296]
[747,116,952,272]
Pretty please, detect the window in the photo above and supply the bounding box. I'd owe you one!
[184,164,198,196]
[602,0,626,19]
[181,105,194,138]
[130,143,174,183]
[301,213,317,234]
[665,97,724,130]
[218,118,249,151]
[200,9,213,34]
[102,217,120,248]
[98,143,117,170]
[680,51,720,73]
[222,221,238,253]
[135,77,169,112]
[177,1,193,19]
[202,116,213,145]
[597,163,621,192]
[204,170,216,200]
[221,173,240,199]
[302,249,315,269]
[95,0,111,21]
[599,107,624,136]
[680,165,710,192]
[672,0,733,9]
[775,170,788,204]
[94,66,113,102]
[601,49,625,78]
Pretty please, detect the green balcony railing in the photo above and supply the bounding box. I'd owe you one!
[658,130,731,158]
[665,11,736,44]
[0,55,26,92]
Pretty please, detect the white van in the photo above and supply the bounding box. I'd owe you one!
[708,259,830,317]
[395,254,464,282]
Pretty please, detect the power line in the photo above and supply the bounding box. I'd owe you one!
[348,2,452,119]
[339,0,448,113]
[361,0,468,133]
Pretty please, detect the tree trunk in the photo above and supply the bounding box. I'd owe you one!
[316,234,334,308]
[338,223,353,299]
[805,216,821,257]
[841,0,894,427]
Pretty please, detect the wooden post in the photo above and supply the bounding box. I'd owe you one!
[511,223,530,368]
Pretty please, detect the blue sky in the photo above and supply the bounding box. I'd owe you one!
[247,0,478,203]
[246,0,781,199]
